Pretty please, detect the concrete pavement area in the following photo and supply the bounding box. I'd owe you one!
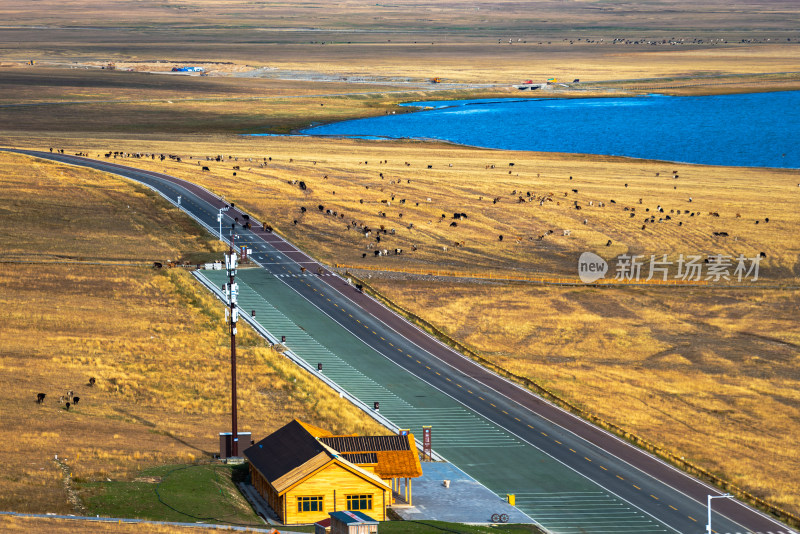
[393,461,533,525]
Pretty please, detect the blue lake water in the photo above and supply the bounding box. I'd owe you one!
[297,91,800,169]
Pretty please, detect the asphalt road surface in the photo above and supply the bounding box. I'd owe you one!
[5,148,794,534]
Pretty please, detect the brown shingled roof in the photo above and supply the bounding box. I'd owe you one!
[244,419,328,485]
[243,420,391,495]
[374,449,423,478]
[296,420,334,438]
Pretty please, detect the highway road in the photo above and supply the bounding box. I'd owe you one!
[5,148,794,534]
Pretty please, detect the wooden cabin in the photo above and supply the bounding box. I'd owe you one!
[245,420,422,525]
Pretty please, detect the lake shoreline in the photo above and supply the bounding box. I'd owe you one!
[296,90,800,170]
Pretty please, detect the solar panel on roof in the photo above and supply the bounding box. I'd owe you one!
[320,435,409,452]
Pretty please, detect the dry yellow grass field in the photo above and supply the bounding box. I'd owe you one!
[373,281,800,512]
[4,133,796,513]
[2,0,800,525]
[12,136,795,281]
[0,151,386,516]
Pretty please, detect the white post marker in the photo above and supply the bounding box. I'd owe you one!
[706,493,733,534]
[177,195,181,206]
[217,206,229,243]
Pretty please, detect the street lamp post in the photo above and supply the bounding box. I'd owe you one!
[707,493,733,534]
[217,206,229,243]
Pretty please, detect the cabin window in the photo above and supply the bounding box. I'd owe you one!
[297,495,323,512]
[346,493,373,511]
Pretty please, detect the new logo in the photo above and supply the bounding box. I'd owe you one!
[578,252,608,283]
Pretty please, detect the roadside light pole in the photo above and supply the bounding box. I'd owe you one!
[225,222,239,457]
[217,206,229,243]
[707,493,733,534]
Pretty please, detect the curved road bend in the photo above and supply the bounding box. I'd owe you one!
[6,148,793,534]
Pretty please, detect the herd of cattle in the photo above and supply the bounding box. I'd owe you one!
[51,149,771,265]
[35,377,95,411]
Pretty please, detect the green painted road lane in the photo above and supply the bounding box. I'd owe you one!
[201,269,672,533]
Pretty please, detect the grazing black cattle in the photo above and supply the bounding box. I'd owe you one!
[89,377,96,387]
[760,252,767,258]
[153,262,163,269]
[36,393,46,404]
[610,199,616,204]
[72,397,80,405]
[606,239,612,246]
[374,250,380,256]
[427,165,433,169]
[712,231,729,237]
[202,166,210,171]
[362,253,367,258]
[765,218,770,223]
[318,205,324,211]
[450,221,458,227]
[498,235,503,241]
[572,189,578,193]
[299,181,307,190]
[300,206,307,213]
[65,402,70,411]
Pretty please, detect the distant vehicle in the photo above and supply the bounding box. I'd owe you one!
[522,80,534,84]
[431,77,441,83]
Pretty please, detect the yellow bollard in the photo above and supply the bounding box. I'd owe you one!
[507,494,515,506]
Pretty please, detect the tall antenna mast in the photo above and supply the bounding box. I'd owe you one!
[225,222,239,457]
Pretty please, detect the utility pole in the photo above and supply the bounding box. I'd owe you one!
[224,222,239,457]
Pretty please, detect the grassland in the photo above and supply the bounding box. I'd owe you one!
[1,0,800,527]
[0,151,387,518]
[4,130,797,514]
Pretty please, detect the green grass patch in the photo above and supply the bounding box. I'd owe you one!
[80,463,261,526]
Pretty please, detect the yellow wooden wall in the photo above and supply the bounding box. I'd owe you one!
[283,462,387,524]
